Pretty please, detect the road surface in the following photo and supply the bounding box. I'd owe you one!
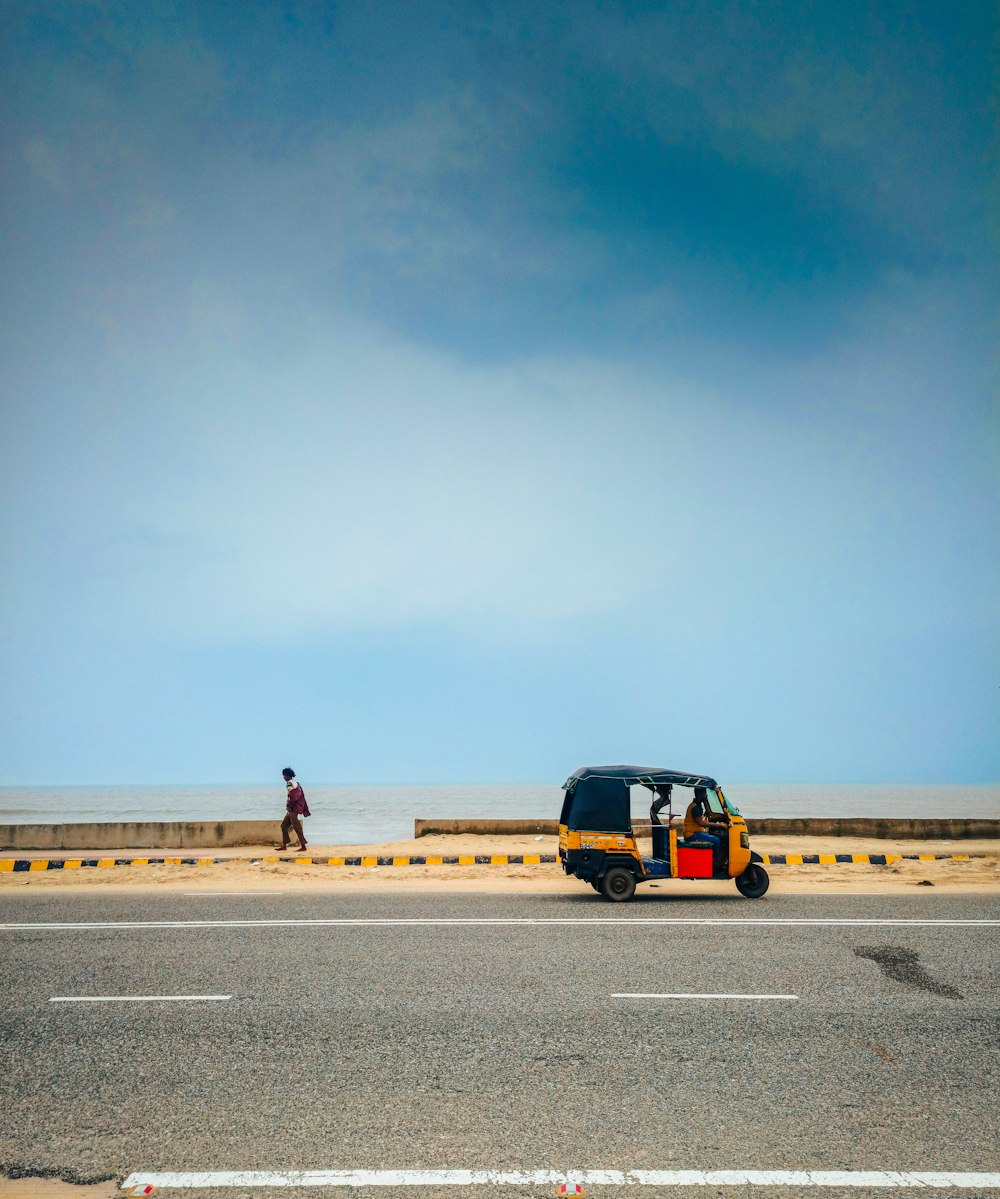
[1,891,998,1196]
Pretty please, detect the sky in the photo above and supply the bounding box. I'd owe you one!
[1,1,997,786]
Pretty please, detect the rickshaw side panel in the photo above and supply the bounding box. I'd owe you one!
[726,815,751,877]
[560,830,644,881]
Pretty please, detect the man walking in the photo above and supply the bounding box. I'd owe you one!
[277,766,310,852]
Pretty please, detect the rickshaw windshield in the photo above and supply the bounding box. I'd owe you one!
[706,790,726,816]
[717,788,740,815]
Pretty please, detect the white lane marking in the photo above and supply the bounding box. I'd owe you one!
[612,993,798,1000]
[3,917,999,931]
[50,995,231,1003]
[120,1169,1000,1189]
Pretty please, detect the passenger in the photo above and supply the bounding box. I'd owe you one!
[650,783,672,825]
[649,784,673,859]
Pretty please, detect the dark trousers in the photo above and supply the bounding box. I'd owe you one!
[281,812,306,847]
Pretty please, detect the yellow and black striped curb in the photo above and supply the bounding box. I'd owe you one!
[0,853,558,872]
[0,852,990,873]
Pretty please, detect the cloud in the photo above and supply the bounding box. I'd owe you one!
[42,320,677,641]
[6,1,988,370]
[1,3,994,646]
[0,2,996,784]
[5,256,992,660]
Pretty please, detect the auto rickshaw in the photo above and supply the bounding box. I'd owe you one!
[558,765,769,901]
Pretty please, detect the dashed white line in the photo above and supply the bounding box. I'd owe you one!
[50,995,232,1003]
[120,1168,1000,1189]
[612,993,798,1000]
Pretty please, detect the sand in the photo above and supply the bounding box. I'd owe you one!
[0,1181,117,1198]
[1,834,998,894]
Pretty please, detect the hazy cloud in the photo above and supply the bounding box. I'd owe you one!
[1,1,996,782]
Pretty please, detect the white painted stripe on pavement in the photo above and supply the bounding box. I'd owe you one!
[4,917,1000,931]
[120,1169,1000,1189]
[612,993,798,1000]
[51,995,231,1003]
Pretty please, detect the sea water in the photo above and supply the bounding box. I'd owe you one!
[0,783,997,846]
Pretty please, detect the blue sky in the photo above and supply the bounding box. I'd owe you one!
[1,1,997,785]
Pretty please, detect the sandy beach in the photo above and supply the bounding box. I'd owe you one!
[2,833,998,894]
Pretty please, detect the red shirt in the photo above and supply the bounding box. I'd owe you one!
[285,779,310,817]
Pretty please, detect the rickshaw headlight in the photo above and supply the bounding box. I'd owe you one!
[740,832,749,849]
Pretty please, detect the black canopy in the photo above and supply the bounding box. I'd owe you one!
[560,765,723,833]
[562,765,719,792]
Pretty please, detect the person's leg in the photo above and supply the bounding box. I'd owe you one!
[291,815,307,851]
[278,813,293,849]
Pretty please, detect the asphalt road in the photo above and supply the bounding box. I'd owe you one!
[1,891,998,1198]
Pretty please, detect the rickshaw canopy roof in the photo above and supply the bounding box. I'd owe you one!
[560,765,720,833]
[563,765,719,792]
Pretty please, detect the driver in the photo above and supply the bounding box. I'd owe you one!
[682,787,727,854]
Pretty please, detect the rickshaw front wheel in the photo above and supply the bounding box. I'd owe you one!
[600,866,637,902]
[735,863,769,899]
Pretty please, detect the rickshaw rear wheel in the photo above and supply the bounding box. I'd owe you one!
[735,863,769,898]
[600,866,637,902]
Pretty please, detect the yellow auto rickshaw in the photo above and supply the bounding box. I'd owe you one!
[558,764,769,901]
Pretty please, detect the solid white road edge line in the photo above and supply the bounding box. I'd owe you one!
[120,1170,1000,1189]
[611,993,799,999]
[4,918,1000,930]
[50,995,232,1003]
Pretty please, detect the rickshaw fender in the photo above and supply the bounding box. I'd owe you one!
[749,851,764,864]
[566,848,609,878]
[599,854,643,880]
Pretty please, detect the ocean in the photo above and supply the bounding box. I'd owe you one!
[0,783,997,846]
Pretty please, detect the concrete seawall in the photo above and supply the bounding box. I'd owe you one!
[3,816,997,850]
[414,817,1000,839]
[746,818,1000,839]
[0,821,278,850]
